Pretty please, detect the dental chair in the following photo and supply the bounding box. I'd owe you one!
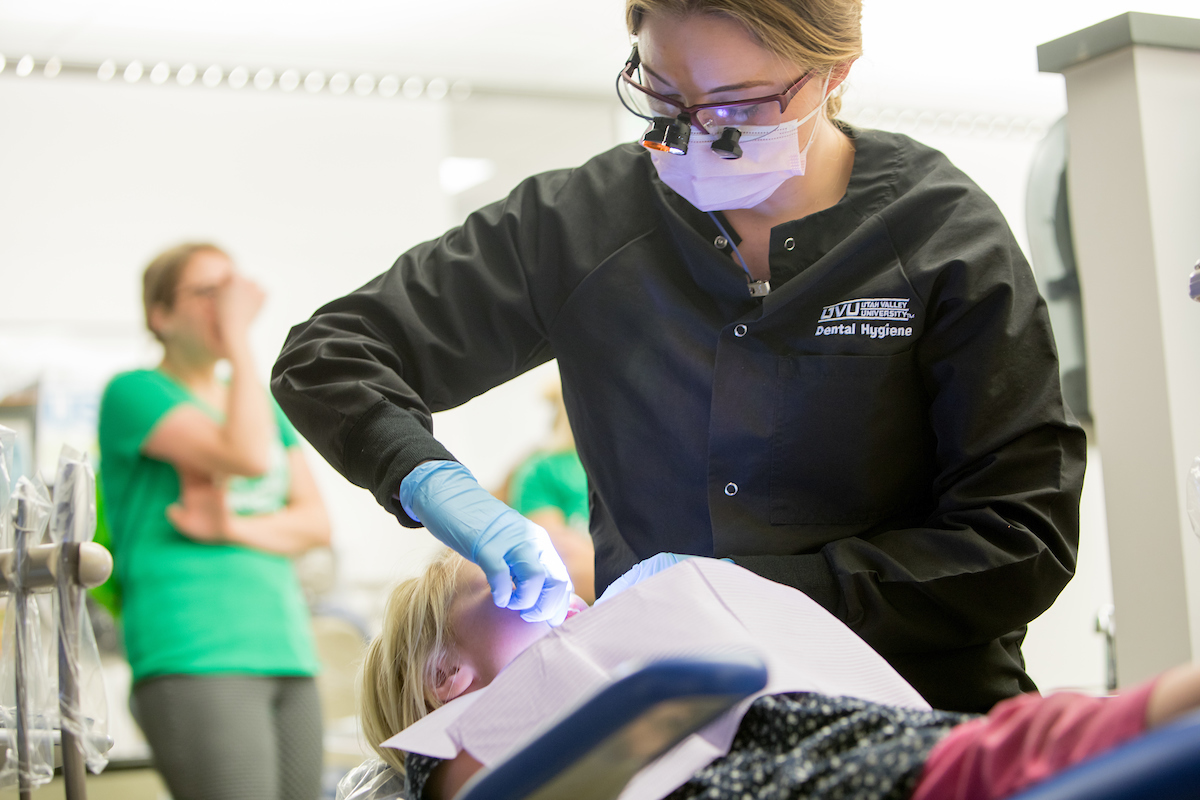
[338,656,1200,800]
[338,653,768,800]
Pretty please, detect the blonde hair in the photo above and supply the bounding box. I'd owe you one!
[624,0,862,118]
[359,548,469,775]
[142,242,226,342]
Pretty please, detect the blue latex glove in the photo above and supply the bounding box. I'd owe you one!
[595,553,732,605]
[399,460,572,625]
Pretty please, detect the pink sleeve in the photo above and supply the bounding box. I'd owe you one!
[911,678,1159,800]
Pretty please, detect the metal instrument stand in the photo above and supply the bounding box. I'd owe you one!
[12,493,34,800]
[3,471,113,800]
[56,461,95,800]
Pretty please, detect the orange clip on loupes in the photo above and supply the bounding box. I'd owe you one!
[640,114,691,156]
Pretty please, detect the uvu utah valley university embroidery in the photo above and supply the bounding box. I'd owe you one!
[815,298,916,339]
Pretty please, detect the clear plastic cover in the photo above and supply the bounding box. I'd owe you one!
[335,758,406,800]
[0,425,14,548]
[50,449,110,774]
[51,448,97,545]
[1187,457,1200,538]
[0,477,56,790]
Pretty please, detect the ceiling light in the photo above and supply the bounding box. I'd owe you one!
[0,54,6,74]
[26,54,482,111]
[378,75,399,98]
[254,68,274,90]
[228,66,248,89]
[279,69,299,92]
[202,65,223,88]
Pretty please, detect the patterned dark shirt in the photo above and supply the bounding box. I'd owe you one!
[401,692,974,800]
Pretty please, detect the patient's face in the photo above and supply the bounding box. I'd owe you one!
[434,565,555,702]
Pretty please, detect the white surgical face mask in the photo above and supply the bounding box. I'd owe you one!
[649,75,830,212]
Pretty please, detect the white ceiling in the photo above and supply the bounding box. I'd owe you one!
[0,0,632,95]
[1,1,1197,108]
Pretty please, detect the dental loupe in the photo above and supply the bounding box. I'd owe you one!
[640,114,692,156]
[640,115,746,160]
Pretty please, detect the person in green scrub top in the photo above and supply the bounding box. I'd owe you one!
[98,242,331,800]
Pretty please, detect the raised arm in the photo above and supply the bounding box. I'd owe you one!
[270,203,559,520]
[271,169,601,625]
[144,274,274,477]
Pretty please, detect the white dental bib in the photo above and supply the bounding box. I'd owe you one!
[385,559,927,800]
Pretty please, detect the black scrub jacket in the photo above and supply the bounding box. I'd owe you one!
[271,126,1085,713]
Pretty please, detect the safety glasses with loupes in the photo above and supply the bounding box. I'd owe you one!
[617,45,814,158]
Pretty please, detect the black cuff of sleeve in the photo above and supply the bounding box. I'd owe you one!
[731,554,844,619]
[343,400,457,528]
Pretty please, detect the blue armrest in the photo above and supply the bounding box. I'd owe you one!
[455,652,768,800]
[1007,706,1200,800]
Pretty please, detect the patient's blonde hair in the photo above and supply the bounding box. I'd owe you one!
[360,548,469,775]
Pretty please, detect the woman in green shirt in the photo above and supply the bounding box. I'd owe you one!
[98,243,331,800]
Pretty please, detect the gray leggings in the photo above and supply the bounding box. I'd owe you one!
[132,674,323,800]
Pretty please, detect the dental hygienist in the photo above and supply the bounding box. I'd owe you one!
[272,0,1085,713]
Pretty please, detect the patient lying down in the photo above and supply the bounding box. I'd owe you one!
[360,549,1200,800]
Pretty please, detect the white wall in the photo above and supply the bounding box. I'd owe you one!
[0,72,458,605]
